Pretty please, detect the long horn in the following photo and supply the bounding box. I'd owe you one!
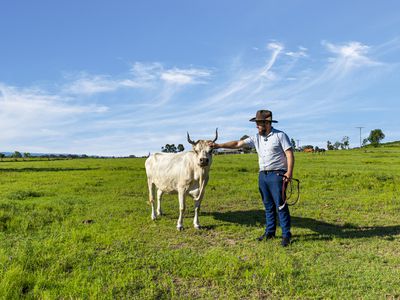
[187,132,197,145]
[212,128,218,143]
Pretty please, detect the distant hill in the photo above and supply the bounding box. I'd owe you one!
[0,152,60,157]
[360,140,400,149]
[380,140,400,147]
[0,152,12,156]
[0,152,90,158]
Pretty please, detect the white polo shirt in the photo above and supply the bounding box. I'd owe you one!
[243,127,292,172]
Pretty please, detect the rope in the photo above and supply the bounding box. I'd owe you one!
[278,174,300,210]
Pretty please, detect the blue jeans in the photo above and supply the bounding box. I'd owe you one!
[258,171,291,238]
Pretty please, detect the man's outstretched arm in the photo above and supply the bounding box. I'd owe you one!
[210,140,246,149]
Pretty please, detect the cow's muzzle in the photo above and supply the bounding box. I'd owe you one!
[199,157,209,167]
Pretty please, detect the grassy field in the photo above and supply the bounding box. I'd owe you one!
[0,145,399,299]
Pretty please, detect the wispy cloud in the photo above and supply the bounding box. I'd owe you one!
[285,46,308,58]
[0,83,108,152]
[63,64,212,96]
[260,42,284,78]
[322,41,382,71]
[63,73,140,95]
[0,84,108,116]
[161,68,211,85]
[130,62,164,84]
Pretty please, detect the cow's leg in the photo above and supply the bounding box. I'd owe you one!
[147,179,157,220]
[177,189,186,231]
[193,177,208,229]
[193,199,202,229]
[156,189,164,216]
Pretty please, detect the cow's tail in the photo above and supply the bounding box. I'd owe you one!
[147,177,155,204]
[145,156,154,204]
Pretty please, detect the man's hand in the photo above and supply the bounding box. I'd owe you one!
[208,142,219,149]
[283,171,292,182]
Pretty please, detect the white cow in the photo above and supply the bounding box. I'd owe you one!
[145,130,217,230]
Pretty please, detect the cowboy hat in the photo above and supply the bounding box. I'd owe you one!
[249,110,278,123]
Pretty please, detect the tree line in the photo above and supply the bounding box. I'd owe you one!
[291,129,385,151]
[0,151,31,160]
[327,129,385,150]
[0,152,110,161]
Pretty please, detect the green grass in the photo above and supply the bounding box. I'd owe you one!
[0,148,399,299]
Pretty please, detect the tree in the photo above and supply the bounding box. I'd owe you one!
[0,153,5,161]
[333,141,342,150]
[290,138,296,150]
[367,129,385,147]
[239,135,253,154]
[161,144,169,152]
[162,144,177,153]
[12,151,22,160]
[23,152,31,159]
[169,144,177,153]
[327,140,334,150]
[362,138,368,147]
[177,144,185,152]
[341,136,350,150]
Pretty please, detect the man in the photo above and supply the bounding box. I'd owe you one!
[210,110,294,247]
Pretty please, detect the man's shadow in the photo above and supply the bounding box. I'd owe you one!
[206,209,400,240]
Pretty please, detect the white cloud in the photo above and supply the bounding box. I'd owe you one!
[322,41,382,69]
[61,64,212,101]
[63,73,144,95]
[267,42,284,52]
[130,62,163,85]
[130,62,212,86]
[0,83,108,145]
[260,42,284,78]
[324,41,369,58]
[0,84,107,115]
[161,68,211,85]
[285,46,308,58]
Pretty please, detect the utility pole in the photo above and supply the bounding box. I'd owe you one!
[356,127,364,148]
[296,140,300,150]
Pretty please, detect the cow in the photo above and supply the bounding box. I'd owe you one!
[145,129,218,231]
[303,148,314,153]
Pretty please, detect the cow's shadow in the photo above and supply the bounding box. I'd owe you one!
[206,209,400,240]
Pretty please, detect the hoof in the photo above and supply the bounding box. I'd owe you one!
[177,226,184,231]
[156,211,163,216]
[151,215,157,221]
[194,225,201,230]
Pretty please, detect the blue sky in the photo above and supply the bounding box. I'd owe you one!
[1,1,400,156]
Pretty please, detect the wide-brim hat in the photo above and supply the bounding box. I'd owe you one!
[249,109,278,123]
